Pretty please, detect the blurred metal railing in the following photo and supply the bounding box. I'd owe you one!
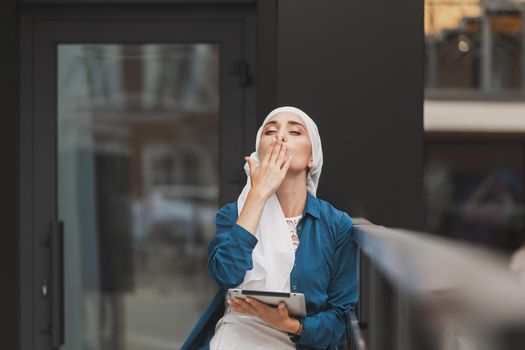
[346,218,525,350]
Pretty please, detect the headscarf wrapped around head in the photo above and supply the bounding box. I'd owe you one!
[236,106,323,292]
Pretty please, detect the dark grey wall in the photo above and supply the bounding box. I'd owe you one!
[0,0,19,348]
[255,0,278,133]
[276,0,424,230]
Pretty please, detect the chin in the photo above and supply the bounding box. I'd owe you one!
[287,165,309,175]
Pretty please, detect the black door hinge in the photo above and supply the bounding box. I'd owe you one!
[232,60,253,88]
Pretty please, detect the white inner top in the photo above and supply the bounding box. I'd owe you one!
[284,214,302,252]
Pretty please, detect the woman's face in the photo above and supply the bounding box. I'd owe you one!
[258,112,313,173]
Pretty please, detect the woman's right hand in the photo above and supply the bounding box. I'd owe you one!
[245,136,292,200]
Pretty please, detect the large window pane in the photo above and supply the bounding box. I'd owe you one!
[58,44,219,350]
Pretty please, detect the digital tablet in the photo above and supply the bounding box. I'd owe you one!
[227,288,306,318]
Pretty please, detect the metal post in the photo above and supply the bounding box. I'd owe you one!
[521,4,525,90]
[481,5,492,90]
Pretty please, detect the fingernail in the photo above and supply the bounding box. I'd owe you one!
[246,298,251,302]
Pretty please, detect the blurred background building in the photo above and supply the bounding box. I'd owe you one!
[424,0,525,253]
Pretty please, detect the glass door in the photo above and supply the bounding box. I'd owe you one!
[22,14,253,350]
[58,43,221,350]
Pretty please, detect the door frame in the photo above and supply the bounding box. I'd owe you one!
[20,5,256,349]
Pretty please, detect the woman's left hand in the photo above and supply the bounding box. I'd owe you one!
[228,297,300,334]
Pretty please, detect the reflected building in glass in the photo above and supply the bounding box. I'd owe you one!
[58,44,220,350]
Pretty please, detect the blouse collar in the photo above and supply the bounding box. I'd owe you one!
[303,191,321,219]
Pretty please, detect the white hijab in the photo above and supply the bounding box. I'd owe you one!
[236,106,323,292]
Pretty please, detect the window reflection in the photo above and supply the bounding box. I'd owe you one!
[424,142,525,252]
[58,44,219,350]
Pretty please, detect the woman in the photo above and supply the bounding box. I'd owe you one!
[181,106,359,350]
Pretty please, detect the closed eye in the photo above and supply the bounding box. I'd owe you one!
[265,131,301,135]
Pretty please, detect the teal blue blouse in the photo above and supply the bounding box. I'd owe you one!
[181,191,359,350]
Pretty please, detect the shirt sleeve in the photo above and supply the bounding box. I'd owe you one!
[294,211,359,348]
[207,202,259,288]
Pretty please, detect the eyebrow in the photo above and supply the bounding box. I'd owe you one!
[263,120,306,130]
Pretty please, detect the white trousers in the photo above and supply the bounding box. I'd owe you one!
[209,298,296,350]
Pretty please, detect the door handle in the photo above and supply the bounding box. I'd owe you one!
[51,220,65,348]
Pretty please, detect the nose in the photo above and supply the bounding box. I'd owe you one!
[277,132,288,143]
